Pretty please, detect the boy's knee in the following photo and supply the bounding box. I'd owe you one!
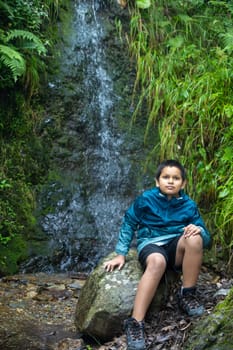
[146,253,167,272]
[185,234,203,250]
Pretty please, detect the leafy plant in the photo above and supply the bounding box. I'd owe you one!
[128,0,233,269]
[0,0,62,274]
[0,29,46,89]
[136,0,151,9]
[6,30,47,55]
[0,44,26,81]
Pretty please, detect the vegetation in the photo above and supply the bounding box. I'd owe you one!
[184,288,233,349]
[0,0,63,274]
[1,0,233,274]
[128,0,233,269]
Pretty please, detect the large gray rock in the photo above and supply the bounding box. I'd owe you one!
[75,250,178,342]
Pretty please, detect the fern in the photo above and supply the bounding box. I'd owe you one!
[6,30,47,55]
[220,30,233,54]
[0,45,25,81]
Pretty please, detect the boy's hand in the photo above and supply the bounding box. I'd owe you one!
[183,224,201,238]
[103,255,125,272]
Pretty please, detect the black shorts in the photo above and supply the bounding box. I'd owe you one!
[138,236,181,272]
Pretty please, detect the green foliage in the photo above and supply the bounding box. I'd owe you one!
[0,44,26,82]
[0,0,62,275]
[184,287,233,349]
[0,137,50,275]
[136,0,151,9]
[0,0,51,92]
[128,0,233,269]
[1,28,47,96]
[6,29,47,55]
[0,177,33,273]
[0,234,27,275]
[0,0,48,31]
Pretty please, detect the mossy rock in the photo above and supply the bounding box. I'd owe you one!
[184,288,233,350]
[75,249,178,342]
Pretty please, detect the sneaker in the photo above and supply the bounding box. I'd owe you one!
[178,288,204,316]
[124,317,146,350]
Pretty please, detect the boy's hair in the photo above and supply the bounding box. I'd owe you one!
[155,159,187,181]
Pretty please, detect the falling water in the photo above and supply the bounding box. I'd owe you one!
[21,0,149,273]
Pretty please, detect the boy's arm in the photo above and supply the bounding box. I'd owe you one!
[104,197,143,272]
[115,205,140,256]
[104,212,136,272]
[103,209,138,272]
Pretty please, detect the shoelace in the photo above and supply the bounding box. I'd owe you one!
[129,321,144,340]
[182,293,201,309]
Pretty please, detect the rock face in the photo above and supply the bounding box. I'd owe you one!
[75,250,178,342]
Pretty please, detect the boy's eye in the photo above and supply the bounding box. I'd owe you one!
[162,175,181,180]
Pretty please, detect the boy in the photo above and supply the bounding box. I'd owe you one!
[104,159,211,350]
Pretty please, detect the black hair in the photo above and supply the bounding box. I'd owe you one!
[155,159,187,181]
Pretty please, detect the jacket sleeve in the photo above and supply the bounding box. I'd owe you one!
[191,204,211,249]
[115,197,142,256]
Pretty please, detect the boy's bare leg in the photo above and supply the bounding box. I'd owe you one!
[175,234,205,316]
[175,235,203,287]
[132,253,166,321]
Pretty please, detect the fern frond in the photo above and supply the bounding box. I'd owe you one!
[0,44,26,81]
[220,30,233,54]
[6,30,47,55]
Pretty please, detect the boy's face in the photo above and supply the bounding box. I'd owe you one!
[155,166,186,199]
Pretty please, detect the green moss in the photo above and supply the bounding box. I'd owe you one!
[0,0,74,275]
[184,288,233,350]
[0,235,28,275]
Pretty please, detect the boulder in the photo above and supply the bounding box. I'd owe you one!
[75,249,178,342]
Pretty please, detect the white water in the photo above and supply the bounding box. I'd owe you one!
[21,0,147,273]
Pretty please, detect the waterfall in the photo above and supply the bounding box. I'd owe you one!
[21,0,150,273]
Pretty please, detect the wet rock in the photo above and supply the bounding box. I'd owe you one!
[75,249,178,342]
[33,286,73,301]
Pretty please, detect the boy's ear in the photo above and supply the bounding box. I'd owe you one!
[155,178,159,187]
[181,180,187,189]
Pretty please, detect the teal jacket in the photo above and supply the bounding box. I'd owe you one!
[115,187,211,256]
